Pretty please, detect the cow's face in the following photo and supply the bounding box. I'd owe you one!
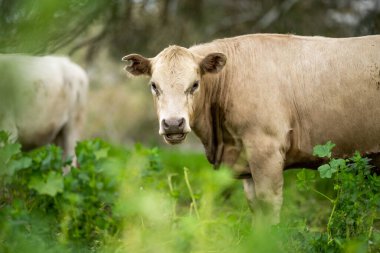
[123,46,226,144]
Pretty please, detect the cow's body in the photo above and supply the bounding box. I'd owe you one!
[123,34,380,224]
[190,34,380,171]
[0,55,88,157]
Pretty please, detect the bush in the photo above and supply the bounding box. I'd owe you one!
[0,132,126,251]
[296,141,380,252]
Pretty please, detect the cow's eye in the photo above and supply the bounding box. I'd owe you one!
[190,81,199,94]
[151,82,159,95]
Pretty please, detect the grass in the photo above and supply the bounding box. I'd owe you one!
[0,136,378,253]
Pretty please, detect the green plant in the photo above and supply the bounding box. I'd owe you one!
[1,130,379,253]
[296,141,380,252]
[0,131,128,251]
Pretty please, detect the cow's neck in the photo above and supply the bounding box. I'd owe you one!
[192,57,231,166]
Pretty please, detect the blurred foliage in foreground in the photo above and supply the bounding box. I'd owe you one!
[0,131,379,253]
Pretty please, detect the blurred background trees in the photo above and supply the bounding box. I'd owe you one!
[1,0,379,58]
[1,0,379,146]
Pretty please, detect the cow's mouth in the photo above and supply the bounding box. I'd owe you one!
[164,133,187,144]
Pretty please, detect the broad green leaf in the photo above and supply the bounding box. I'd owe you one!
[94,147,109,160]
[329,158,345,171]
[28,171,64,196]
[318,164,333,178]
[0,142,23,176]
[63,192,82,205]
[78,172,90,182]
[313,141,335,158]
[2,157,32,176]
[0,143,21,163]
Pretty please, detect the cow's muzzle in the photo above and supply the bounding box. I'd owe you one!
[161,118,188,144]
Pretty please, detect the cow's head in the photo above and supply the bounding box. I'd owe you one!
[122,46,226,144]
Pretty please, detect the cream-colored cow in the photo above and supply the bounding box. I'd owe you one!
[0,55,88,157]
[123,34,380,224]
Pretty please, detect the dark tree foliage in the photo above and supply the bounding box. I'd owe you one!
[0,0,110,54]
[0,0,379,59]
[99,0,380,58]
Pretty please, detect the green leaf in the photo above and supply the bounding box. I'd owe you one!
[318,164,333,178]
[0,143,21,163]
[94,147,109,160]
[313,141,335,158]
[329,158,345,171]
[96,182,104,190]
[28,171,64,196]
[296,169,316,190]
[3,157,32,176]
[0,142,23,176]
[0,130,10,143]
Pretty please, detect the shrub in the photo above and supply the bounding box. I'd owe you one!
[296,141,380,252]
[0,132,129,251]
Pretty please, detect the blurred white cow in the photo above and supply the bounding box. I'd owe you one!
[0,55,88,157]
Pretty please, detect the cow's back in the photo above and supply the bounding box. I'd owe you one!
[0,54,88,149]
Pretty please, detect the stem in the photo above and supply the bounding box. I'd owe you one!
[327,185,341,244]
[167,173,178,195]
[311,188,334,203]
[327,200,336,244]
[140,216,145,229]
[368,214,374,239]
[184,167,200,219]
[368,226,373,239]
[167,174,178,220]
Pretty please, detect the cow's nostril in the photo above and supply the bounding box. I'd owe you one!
[162,119,169,129]
[178,118,185,128]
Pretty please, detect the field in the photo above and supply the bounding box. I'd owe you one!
[0,132,379,253]
[1,1,380,252]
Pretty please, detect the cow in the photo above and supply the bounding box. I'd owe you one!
[0,54,88,158]
[122,34,380,224]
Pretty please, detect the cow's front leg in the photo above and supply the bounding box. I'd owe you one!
[243,177,256,211]
[244,136,285,225]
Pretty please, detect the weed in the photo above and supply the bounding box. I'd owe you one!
[296,141,380,252]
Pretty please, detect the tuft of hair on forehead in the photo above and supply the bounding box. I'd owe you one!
[154,45,196,67]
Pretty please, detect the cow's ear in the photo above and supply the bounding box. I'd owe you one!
[122,54,152,76]
[200,53,227,74]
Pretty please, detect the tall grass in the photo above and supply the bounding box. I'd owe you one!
[0,132,379,252]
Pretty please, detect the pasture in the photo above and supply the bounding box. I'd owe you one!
[1,1,380,252]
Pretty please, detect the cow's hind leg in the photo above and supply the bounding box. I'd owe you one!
[54,96,86,160]
[53,115,83,175]
[53,123,77,159]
